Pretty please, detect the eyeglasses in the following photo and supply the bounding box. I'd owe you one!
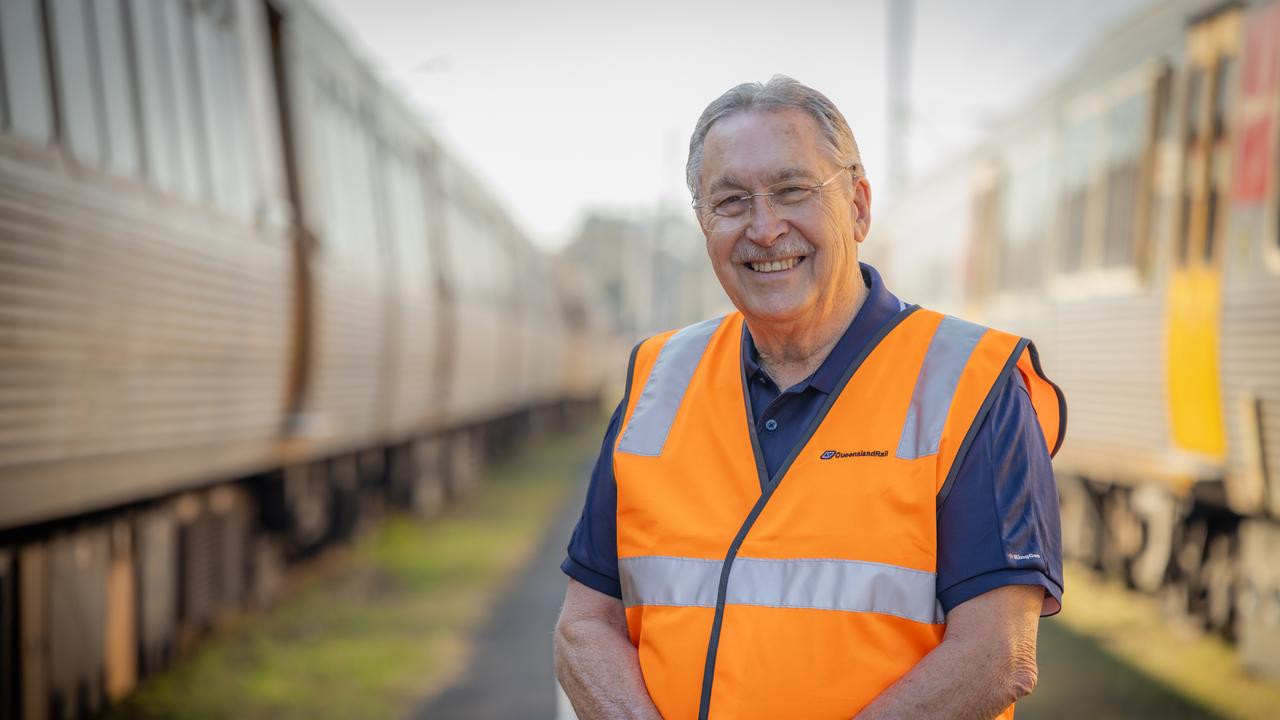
[692,165,856,233]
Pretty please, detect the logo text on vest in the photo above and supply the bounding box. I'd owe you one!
[819,450,888,460]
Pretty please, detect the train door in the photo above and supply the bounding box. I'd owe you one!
[1167,6,1242,460]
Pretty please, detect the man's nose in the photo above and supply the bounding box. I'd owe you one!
[744,195,787,246]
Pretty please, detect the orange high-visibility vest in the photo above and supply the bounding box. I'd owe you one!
[613,307,1065,720]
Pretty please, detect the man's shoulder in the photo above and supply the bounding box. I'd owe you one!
[634,313,738,354]
[908,306,1028,346]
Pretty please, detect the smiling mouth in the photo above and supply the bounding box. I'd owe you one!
[746,256,806,273]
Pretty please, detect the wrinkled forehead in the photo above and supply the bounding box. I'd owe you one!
[699,108,831,193]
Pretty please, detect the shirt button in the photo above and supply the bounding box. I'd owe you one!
[764,419,779,432]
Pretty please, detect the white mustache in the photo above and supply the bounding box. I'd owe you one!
[731,242,814,264]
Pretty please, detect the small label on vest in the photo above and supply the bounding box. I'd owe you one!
[819,449,889,459]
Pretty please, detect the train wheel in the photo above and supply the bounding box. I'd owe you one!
[1203,533,1236,636]
[1236,520,1280,678]
[1130,485,1178,593]
[411,438,447,518]
[249,535,285,610]
[328,456,361,543]
[1102,488,1143,584]
[1059,475,1103,568]
[1167,517,1208,617]
[137,508,178,677]
[445,431,481,501]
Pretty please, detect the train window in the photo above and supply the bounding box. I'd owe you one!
[1185,67,1204,143]
[220,30,256,218]
[160,0,210,202]
[193,4,256,219]
[189,2,256,220]
[999,158,1050,291]
[350,121,380,259]
[195,10,231,212]
[1060,116,1099,274]
[0,27,8,129]
[1212,55,1236,140]
[1204,188,1219,263]
[451,204,472,293]
[1102,92,1148,267]
[48,0,104,165]
[1176,67,1205,267]
[474,213,498,298]
[385,153,433,291]
[131,0,181,193]
[1176,194,1192,266]
[447,201,478,295]
[467,211,489,297]
[1142,67,1174,272]
[1203,55,1237,264]
[331,110,353,248]
[315,90,380,260]
[317,99,346,249]
[1152,67,1174,140]
[91,0,142,177]
[306,88,332,239]
[0,0,55,144]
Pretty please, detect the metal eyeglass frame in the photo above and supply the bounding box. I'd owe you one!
[692,164,858,231]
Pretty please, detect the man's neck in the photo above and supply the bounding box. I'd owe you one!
[750,280,869,391]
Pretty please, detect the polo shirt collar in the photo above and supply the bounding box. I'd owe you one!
[742,262,903,395]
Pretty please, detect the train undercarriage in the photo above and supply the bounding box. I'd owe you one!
[1058,473,1280,679]
[0,399,599,720]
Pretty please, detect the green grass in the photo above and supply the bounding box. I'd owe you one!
[104,425,600,720]
[1019,564,1280,720]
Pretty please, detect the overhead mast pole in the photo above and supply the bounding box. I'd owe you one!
[887,0,913,197]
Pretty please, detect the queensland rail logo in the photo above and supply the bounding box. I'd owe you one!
[820,449,888,460]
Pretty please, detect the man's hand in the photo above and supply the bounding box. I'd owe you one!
[554,579,662,720]
[855,584,1045,720]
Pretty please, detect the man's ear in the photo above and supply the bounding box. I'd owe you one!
[852,177,872,243]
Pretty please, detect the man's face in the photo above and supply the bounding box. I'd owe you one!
[697,108,871,328]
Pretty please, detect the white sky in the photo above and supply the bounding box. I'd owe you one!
[314,0,1151,249]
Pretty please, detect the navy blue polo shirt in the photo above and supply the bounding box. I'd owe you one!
[562,263,1064,617]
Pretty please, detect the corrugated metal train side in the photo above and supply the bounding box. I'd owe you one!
[0,0,612,717]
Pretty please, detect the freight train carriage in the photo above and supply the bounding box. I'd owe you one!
[878,0,1280,676]
[0,0,611,717]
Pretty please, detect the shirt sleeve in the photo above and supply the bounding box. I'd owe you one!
[560,399,624,598]
[936,369,1065,617]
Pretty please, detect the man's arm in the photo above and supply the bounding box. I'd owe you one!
[855,584,1043,720]
[554,579,662,720]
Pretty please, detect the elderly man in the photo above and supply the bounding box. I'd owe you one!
[554,76,1066,720]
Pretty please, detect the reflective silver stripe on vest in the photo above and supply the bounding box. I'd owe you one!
[619,555,944,625]
[617,316,725,457]
[896,315,988,460]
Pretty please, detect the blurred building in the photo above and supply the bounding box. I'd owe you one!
[561,207,728,341]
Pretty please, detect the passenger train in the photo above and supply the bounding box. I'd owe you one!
[0,0,612,717]
[877,0,1280,677]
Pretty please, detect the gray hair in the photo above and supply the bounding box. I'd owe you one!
[685,75,862,198]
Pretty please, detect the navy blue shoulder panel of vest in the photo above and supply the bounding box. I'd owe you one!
[622,337,646,418]
[1026,340,1068,458]
[696,304,921,720]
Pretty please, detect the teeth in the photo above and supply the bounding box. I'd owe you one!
[749,257,801,273]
